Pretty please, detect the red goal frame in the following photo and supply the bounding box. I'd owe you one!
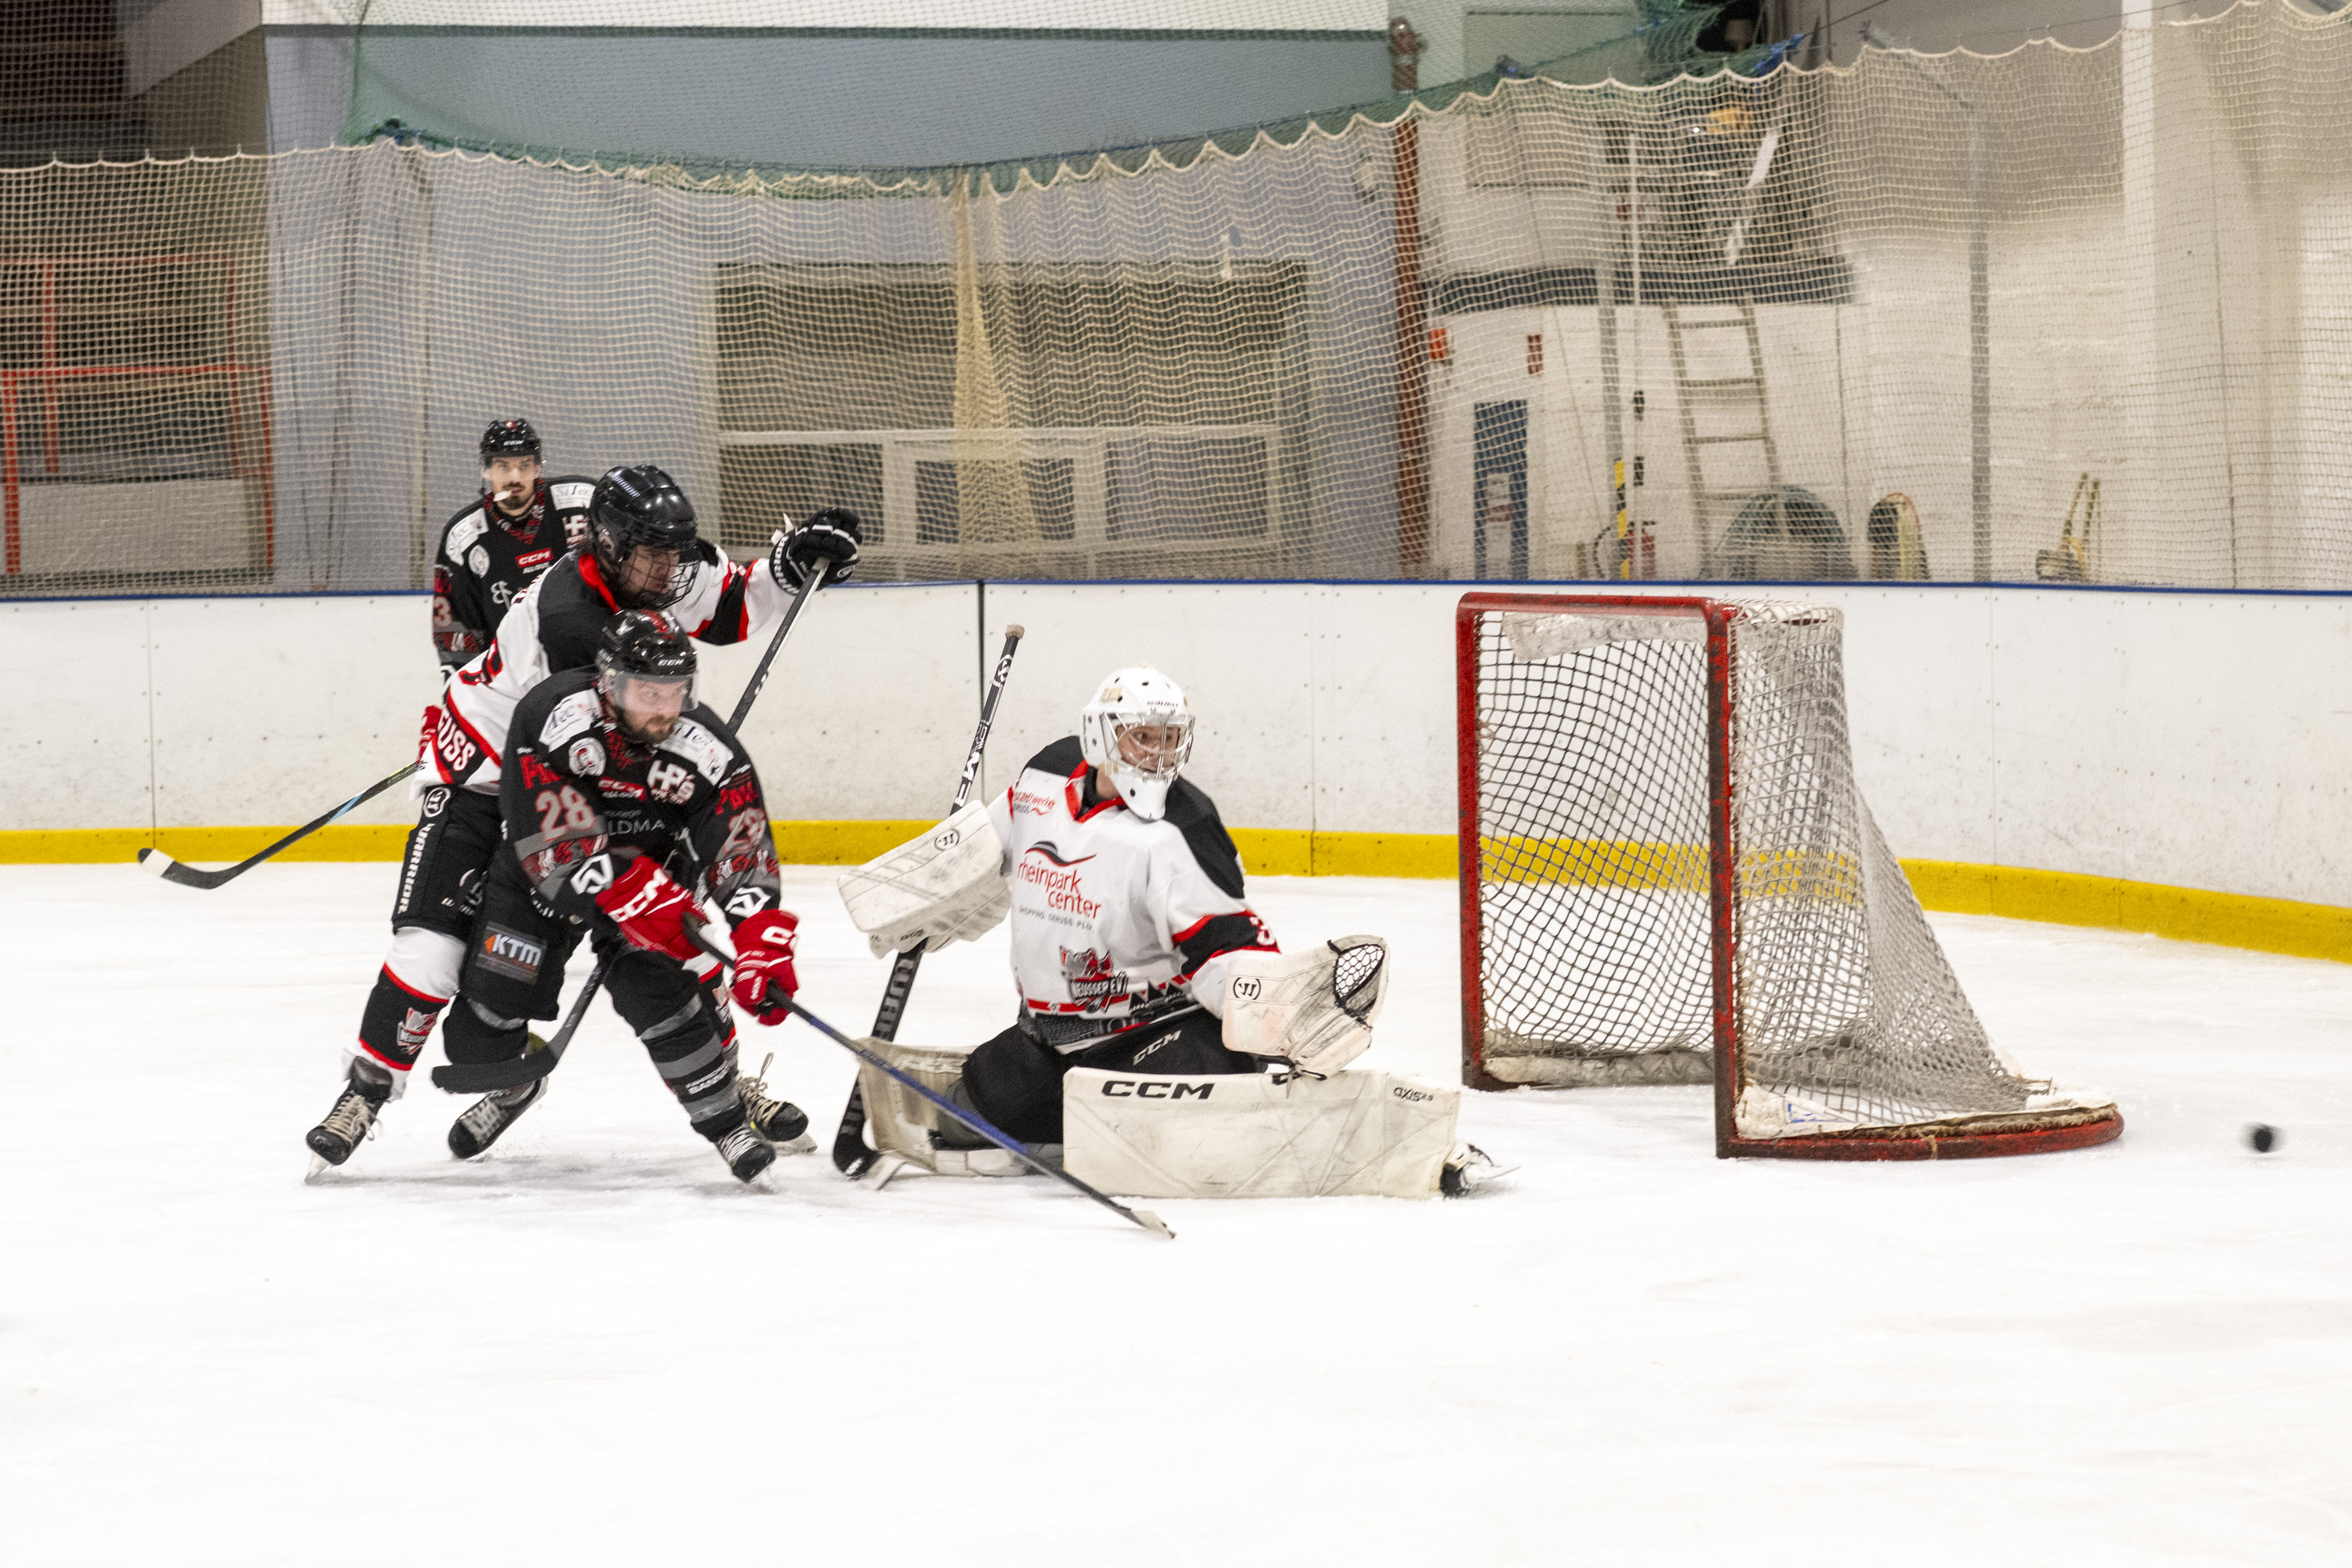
[1456,591,2123,1160]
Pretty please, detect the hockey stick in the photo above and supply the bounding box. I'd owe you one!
[832,622,1025,1177]
[688,926,1168,1237]
[430,567,825,1095]
[137,762,422,891]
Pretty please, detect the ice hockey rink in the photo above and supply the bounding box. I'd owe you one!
[5,861,2347,1565]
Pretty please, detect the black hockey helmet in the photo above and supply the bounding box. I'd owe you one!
[480,417,543,462]
[597,610,697,744]
[588,463,699,609]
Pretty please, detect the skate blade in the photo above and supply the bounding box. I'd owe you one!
[773,1133,817,1156]
[304,1152,337,1184]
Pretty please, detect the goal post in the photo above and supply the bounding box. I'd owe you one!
[1456,591,2123,1160]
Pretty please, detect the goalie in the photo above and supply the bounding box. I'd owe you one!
[838,667,1487,1199]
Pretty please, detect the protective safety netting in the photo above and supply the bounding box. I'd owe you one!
[2,1,2347,596]
[1461,595,2119,1152]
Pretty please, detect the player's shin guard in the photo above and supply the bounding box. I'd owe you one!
[641,997,746,1140]
[353,929,465,1098]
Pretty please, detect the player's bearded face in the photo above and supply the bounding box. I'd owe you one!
[606,673,690,743]
[484,456,540,514]
[1115,720,1189,779]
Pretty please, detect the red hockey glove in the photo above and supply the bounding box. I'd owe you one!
[594,857,714,975]
[728,910,800,1025]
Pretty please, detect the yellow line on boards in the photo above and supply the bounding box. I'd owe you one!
[7,825,2349,965]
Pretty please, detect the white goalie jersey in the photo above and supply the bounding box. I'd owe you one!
[987,737,1278,1043]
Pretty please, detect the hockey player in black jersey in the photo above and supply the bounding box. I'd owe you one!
[419,612,808,1184]
[430,417,596,670]
[307,465,862,1173]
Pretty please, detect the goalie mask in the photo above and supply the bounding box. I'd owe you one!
[1078,666,1195,822]
[597,610,696,746]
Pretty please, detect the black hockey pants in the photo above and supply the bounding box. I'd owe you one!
[960,1008,1256,1145]
[440,856,746,1138]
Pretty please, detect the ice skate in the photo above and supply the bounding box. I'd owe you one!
[448,1075,549,1160]
[739,1054,811,1152]
[306,1062,394,1178]
[714,1123,779,1185]
[1440,1142,1511,1197]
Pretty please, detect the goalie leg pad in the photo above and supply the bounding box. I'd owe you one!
[855,1036,1033,1178]
[1063,1066,1461,1200]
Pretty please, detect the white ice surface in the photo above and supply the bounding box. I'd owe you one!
[5,865,2350,1564]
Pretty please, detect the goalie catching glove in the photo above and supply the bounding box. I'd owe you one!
[837,798,1010,958]
[1220,935,1389,1075]
[728,910,800,1024]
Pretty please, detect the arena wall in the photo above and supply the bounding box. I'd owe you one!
[5,581,2345,958]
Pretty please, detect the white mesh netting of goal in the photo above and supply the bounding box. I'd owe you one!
[1459,593,2122,1159]
[1,1,2346,597]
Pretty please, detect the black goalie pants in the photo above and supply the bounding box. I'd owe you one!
[440,855,747,1140]
[959,1008,1256,1145]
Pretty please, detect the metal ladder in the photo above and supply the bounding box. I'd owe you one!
[1663,297,1781,574]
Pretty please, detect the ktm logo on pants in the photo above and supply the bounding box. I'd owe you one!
[1098,1080,1214,1100]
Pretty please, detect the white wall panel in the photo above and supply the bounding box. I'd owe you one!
[13,583,2352,910]
[1311,585,1461,837]
[699,582,975,822]
[984,584,1319,835]
[3,600,155,833]
[148,597,438,829]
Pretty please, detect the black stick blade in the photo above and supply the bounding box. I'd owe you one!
[137,848,232,891]
[430,1050,560,1094]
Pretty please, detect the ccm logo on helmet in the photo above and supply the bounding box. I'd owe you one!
[1099,1080,1215,1100]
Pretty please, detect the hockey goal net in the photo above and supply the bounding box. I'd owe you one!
[1456,592,2122,1160]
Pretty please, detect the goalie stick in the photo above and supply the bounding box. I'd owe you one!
[689,927,1169,1238]
[137,762,421,891]
[831,623,1025,1177]
[430,564,826,1095]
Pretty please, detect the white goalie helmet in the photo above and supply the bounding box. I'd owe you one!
[1078,665,1196,822]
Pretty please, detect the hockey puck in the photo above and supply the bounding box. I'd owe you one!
[2246,1123,2278,1153]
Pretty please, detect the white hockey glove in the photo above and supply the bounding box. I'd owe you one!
[1221,935,1389,1074]
[837,799,1010,959]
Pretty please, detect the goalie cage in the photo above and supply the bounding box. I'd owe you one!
[1456,593,2122,1160]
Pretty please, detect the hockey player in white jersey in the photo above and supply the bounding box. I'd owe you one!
[935,665,1280,1145]
[836,666,1494,1198]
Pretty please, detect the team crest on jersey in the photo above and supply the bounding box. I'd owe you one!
[568,737,606,776]
[468,544,491,576]
[1059,947,1130,1011]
